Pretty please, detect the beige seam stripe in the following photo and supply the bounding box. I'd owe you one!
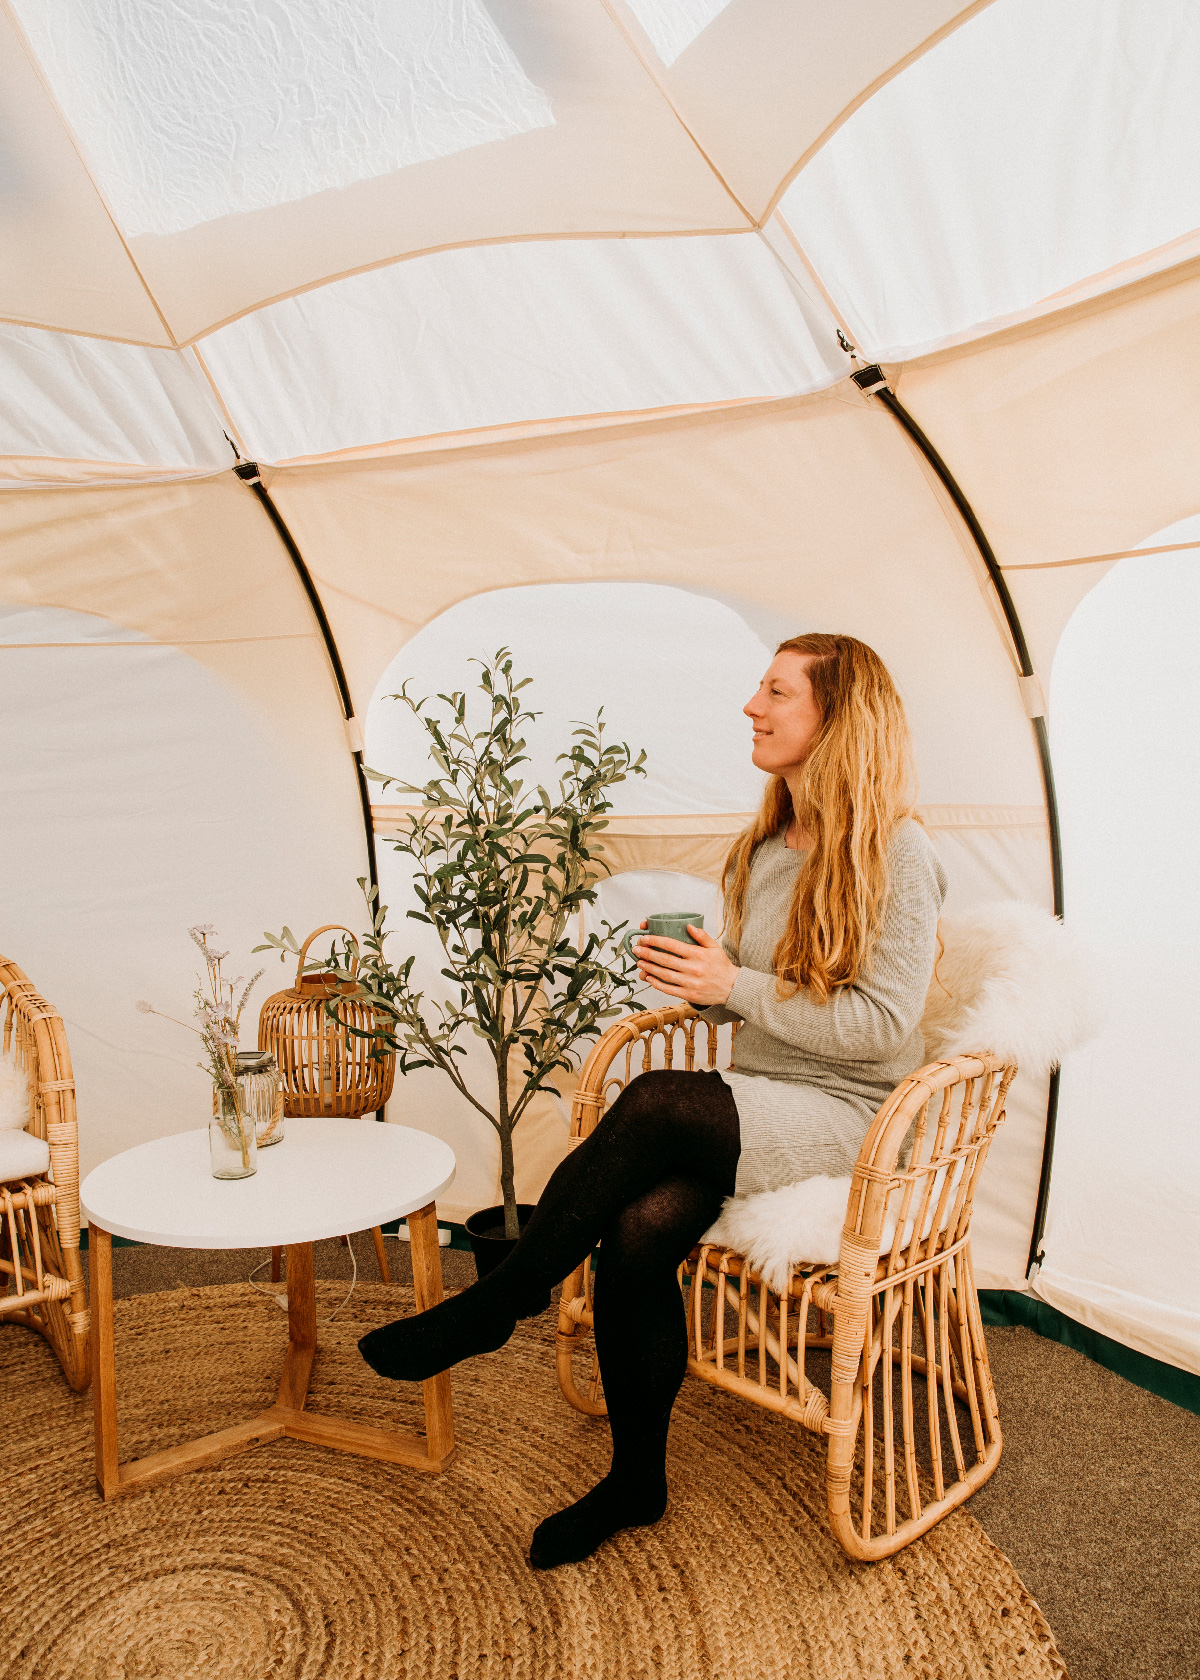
[271,393,809,467]
[371,804,1045,835]
[0,635,315,650]
[189,346,247,458]
[1003,541,1200,571]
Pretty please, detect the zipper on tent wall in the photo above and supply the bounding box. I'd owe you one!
[847,362,1063,1277]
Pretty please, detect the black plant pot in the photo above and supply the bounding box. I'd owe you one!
[464,1201,536,1280]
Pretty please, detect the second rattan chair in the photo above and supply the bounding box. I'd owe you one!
[0,954,90,1391]
[555,1004,1015,1561]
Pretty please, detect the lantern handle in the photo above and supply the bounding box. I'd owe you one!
[295,925,360,988]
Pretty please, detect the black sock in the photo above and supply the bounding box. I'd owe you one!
[528,1470,669,1569]
[357,1272,548,1382]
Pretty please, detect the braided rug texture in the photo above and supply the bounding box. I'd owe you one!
[1,1282,1065,1680]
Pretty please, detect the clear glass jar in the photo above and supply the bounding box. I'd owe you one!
[236,1050,283,1148]
[210,1083,257,1179]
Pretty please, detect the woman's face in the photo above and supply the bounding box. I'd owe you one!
[744,650,823,775]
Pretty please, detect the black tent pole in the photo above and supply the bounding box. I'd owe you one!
[232,460,380,898]
[848,365,1063,1276]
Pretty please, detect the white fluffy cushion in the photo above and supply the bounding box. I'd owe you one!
[919,899,1105,1079]
[0,1126,50,1182]
[703,899,1105,1288]
[0,1051,31,1130]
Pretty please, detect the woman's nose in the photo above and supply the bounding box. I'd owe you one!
[744,694,762,718]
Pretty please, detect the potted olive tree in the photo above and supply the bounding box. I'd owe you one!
[259,650,645,1256]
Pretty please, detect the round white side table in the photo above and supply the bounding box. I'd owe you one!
[81,1118,456,1501]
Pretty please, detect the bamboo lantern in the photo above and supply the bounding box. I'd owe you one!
[258,926,396,1117]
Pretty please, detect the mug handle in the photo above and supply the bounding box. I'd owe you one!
[621,927,648,961]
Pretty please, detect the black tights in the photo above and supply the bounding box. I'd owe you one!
[359,1069,740,1564]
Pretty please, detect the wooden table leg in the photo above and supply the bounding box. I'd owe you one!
[407,1202,454,1463]
[88,1224,454,1500]
[370,1225,391,1284]
[276,1242,316,1411]
[89,1224,119,1499]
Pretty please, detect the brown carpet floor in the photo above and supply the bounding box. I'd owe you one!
[104,1236,1199,1680]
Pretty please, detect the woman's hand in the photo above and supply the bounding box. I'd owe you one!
[630,925,738,1007]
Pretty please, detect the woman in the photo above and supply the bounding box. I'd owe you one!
[359,633,947,1569]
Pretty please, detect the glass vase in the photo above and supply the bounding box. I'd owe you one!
[235,1050,284,1148]
[210,1084,257,1179]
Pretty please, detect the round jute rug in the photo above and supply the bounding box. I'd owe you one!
[0,1282,1065,1680]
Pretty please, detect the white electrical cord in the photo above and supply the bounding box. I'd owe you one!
[248,1238,358,1323]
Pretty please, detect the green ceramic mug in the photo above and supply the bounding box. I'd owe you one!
[622,912,704,960]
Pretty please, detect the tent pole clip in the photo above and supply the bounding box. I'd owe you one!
[851,364,891,396]
[1018,673,1047,719]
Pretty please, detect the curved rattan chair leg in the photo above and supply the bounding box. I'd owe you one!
[1,1204,91,1391]
[556,1261,608,1418]
[826,1240,1005,1562]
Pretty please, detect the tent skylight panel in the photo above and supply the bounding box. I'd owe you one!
[779,0,1200,359]
[196,235,844,462]
[13,0,553,239]
[620,0,735,67]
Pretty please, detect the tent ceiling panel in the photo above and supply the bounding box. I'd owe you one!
[0,326,230,478]
[622,0,984,223]
[198,235,844,463]
[266,392,1045,812]
[781,0,1200,361]
[0,8,171,345]
[0,478,321,663]
[14,0,746,344]
[897,264,1200,624]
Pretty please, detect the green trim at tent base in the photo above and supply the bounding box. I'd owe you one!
[980,1290,1200,1417]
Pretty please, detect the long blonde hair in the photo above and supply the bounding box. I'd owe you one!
[722,633,917,1002]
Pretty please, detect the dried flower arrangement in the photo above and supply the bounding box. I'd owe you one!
[137,926,263,1170]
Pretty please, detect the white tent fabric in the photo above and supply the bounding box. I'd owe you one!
[1,0,1197,1374]
[1039,519,1200,1372]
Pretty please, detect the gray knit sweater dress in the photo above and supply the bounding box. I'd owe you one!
[702,819,948,1195]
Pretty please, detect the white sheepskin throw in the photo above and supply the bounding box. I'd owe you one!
[0,1051,31,1130]
[703,899,1105,1289]
[704,1176,850,1282]
[919,899,1105,1078]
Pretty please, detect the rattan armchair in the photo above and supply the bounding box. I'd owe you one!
[555,1004,1015,1561]
[0,955,90,1391]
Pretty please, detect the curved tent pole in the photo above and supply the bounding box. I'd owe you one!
[231,461,380,901]
[848,365,1062,1277]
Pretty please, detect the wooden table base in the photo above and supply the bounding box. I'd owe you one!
[89,1202,455,1500]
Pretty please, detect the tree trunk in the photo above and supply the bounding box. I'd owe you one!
[497,1083,520,1239]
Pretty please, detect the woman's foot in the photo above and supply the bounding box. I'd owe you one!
[528,1473,669,1569]
[358,1278,550,1382]
[359,1290,516,1382]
